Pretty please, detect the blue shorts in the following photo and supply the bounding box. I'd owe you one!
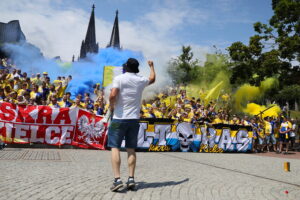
[258,137,266,145]
[107,119,140,149]
[265,134,276,145]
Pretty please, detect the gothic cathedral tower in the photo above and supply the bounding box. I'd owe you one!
[79,4,99,59]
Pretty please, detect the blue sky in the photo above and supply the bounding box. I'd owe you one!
[0,0,273,64]
[78,0,273,48]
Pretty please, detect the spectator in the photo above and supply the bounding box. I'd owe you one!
[18,82,29,96]
[65,92,73,104]
[49,96,60,108]
[53,76,62,87]
[39,81,50,100]
[83,96,94,111]
[71,98,84,108]
[32,73,42,86]
[17,95,26,105]
[4,85,12,96]
[94,103,104,115]
[30,84,42,100]
[41,72,48,82]
[264,117,277,152]
[0,88,5,101]
[21,72,28,81]
[289,118,297,151]
[278,116,292,154]
[59,94,72,108]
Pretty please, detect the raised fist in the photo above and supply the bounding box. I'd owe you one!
[147,60,154,67]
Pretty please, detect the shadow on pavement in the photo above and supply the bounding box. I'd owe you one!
[137,178,189,190]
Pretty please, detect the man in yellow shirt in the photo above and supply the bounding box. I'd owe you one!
[48,96,60,108]
[48,84,57,101]
[242,115,251,126]
[258,123,267,152]
[159,107,169,119]
[55,81,66,99]
[8,91,18,104]
[264,117,276,152]
[144,107,157,118]
[41,72,48,82]
[184,104,194,119]
[230,116,240,125]
[53,76,62,87]
[212,113,223,124]
[31,73,42,86]
[18,83,29,96]
[71,98,84,109]
[6,68,16,80]
[278,116,292,154]
[30,85,42,100]
[4,85,12,97]
[58,94,72,108]
[180,112,191,123]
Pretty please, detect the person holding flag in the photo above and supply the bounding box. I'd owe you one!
[107,58,156,191]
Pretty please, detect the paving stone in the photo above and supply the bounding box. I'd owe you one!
[0,148,299,200]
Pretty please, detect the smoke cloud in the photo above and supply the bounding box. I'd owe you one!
[3,42,144,98]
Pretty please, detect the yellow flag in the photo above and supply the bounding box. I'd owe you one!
[103,66,123,87]
[205,81,223,102]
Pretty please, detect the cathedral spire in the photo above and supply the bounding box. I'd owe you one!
[107,10,120,49]
[80,4,98,59]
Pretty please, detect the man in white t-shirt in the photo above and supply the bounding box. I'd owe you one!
[107,58,155,191]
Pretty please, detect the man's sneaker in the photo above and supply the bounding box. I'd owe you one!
[127,177,136,190]
[110,179,123,192]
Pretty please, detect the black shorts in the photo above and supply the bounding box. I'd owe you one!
[278,134,289,143]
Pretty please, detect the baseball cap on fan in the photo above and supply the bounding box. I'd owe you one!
[123,58,139,73]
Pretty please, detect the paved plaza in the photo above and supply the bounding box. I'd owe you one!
[0,148,299,200]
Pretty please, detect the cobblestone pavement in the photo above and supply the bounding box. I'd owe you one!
[253,151,300,160]
[0,148,300,200]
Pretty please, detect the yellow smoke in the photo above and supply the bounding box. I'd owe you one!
[234,77,278,111]
[185,70,231,106]
[234,84,260,110]
[186,84,203,99]
[243,103,281,118]
[260,77,279,92]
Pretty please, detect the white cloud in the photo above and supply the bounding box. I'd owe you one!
[0,0,210,58]
[0,0,211,90]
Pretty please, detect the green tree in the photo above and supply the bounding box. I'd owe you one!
[196,53,230,84]
[227,0,300,87]
[167,46,200,84]
[275,84,300,108]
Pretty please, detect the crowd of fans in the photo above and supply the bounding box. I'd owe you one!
[0,57,299,153]
[0,58,106,115]
[139,87,298,154]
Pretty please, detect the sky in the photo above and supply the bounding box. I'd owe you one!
[0,0,274,66]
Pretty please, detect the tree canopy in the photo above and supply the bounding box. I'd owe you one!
[167,0,300,108]
[228,0,300,86]
[167,46,200,84]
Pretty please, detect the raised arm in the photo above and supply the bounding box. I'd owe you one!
[148,60,156,85]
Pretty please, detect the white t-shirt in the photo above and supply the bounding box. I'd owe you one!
[112,72,149,119]
[290,124,296,137]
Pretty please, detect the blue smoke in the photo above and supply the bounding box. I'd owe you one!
[67,48,143,98]
[3,42,144,99]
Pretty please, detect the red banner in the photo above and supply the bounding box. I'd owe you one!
[0,102,107,149]
[73,109,108,149]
